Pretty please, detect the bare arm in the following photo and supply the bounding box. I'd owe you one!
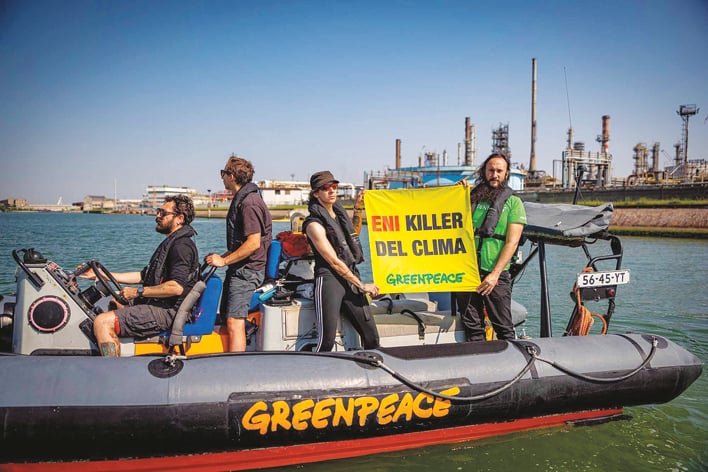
[123,280,184,301]
[306,221,379,297]
[352,191,365,235]
[205,232,261,268]
[79,268,183,301]
[79,268,142,285]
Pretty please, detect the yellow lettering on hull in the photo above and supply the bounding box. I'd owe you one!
[241,387,461,435]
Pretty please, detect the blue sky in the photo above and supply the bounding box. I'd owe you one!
[1,0,707,204]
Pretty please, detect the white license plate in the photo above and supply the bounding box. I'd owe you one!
[576,270,631,288]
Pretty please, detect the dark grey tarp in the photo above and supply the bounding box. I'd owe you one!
[522,202,614,240]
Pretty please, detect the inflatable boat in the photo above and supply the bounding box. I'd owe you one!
[0,202,702,471]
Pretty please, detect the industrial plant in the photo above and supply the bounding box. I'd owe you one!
[366,58,705,202]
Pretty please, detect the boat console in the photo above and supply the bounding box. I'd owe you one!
[7,248,114,355]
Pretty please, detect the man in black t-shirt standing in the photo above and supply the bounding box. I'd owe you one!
[206,156,272,352]
[85,195,199,357]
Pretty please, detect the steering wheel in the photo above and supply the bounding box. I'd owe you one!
[88,260,129,306]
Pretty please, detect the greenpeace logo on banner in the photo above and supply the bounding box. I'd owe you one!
[385,271,465,287]
[364,186,481,293]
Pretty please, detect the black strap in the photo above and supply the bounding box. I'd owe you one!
[474,186,513,239]
[226,182,261,250]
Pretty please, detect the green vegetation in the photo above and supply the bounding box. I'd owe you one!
[580,198,708,208]
[609,226,708,239]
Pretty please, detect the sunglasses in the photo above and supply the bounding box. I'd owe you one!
[156,208,179,217]
[319,183,338,191]
[220,169,233,178]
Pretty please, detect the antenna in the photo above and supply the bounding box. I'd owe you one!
[564,67,573,129]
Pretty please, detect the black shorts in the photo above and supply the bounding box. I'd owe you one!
[115,304,176,338]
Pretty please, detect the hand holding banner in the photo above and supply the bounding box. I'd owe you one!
[364,186,480,293]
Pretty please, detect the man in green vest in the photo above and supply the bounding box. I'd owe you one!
[457,152,527,341]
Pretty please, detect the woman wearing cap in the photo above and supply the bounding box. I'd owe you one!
[303,170,380,352]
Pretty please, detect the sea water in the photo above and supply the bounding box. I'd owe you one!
[0,212,705,471]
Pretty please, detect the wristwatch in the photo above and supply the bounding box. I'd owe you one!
[137,286,144,298]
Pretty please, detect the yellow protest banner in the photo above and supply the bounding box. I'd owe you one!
[364,186,480,293]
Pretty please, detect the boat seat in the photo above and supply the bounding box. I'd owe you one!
[153,273,224,343]
[248,239,282,312]
[374,311,460,337]
[182,274,223,336]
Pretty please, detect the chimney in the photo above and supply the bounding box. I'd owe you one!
[530,57,537,172]
[464,117,472,166]
[651,142,660,172]
[601,115,610,153]
[395,139,401,169]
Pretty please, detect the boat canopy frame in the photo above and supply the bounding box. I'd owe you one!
[510,202,622,337]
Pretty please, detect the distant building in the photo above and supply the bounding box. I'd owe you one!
[142,185,199,208]
[0,198,28,208]
[257,180,309,207]
[117,199,143,211]
[256,180,359,207]
[83,195,108,211]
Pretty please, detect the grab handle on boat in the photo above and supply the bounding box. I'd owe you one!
[168,279,207,348]
[12,249,44,289]
[400,309,426,340]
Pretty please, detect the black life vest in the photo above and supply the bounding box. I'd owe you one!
[142,224,199,308]
[303,200,364,270]
[226,182,267,252]
[472,185,514,242]
[143,224,198,286]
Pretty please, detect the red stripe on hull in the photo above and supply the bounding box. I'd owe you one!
[0,409,623,472]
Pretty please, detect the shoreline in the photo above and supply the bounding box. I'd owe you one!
[4,207,706,238]
[608,208,708,238]
[192,207,708,239]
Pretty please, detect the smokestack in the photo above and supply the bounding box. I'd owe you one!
[464,117,472,166]
[471,124,476,166]
[530,57,537,173]
[601,115,610,153]
[651,142,660,172]
[395,139,401,169]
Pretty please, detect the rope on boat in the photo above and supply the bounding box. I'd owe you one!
[528,336,658,384]
[160,336,659,402]
[352,336,658,402]
[567,267,608,336]
[360,352,537,403]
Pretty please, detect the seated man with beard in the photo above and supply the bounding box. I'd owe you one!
[82,195,200,356]
[455,152,527,342]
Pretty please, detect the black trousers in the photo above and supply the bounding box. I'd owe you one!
[455,270,515,342]
[313,271,379,352]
